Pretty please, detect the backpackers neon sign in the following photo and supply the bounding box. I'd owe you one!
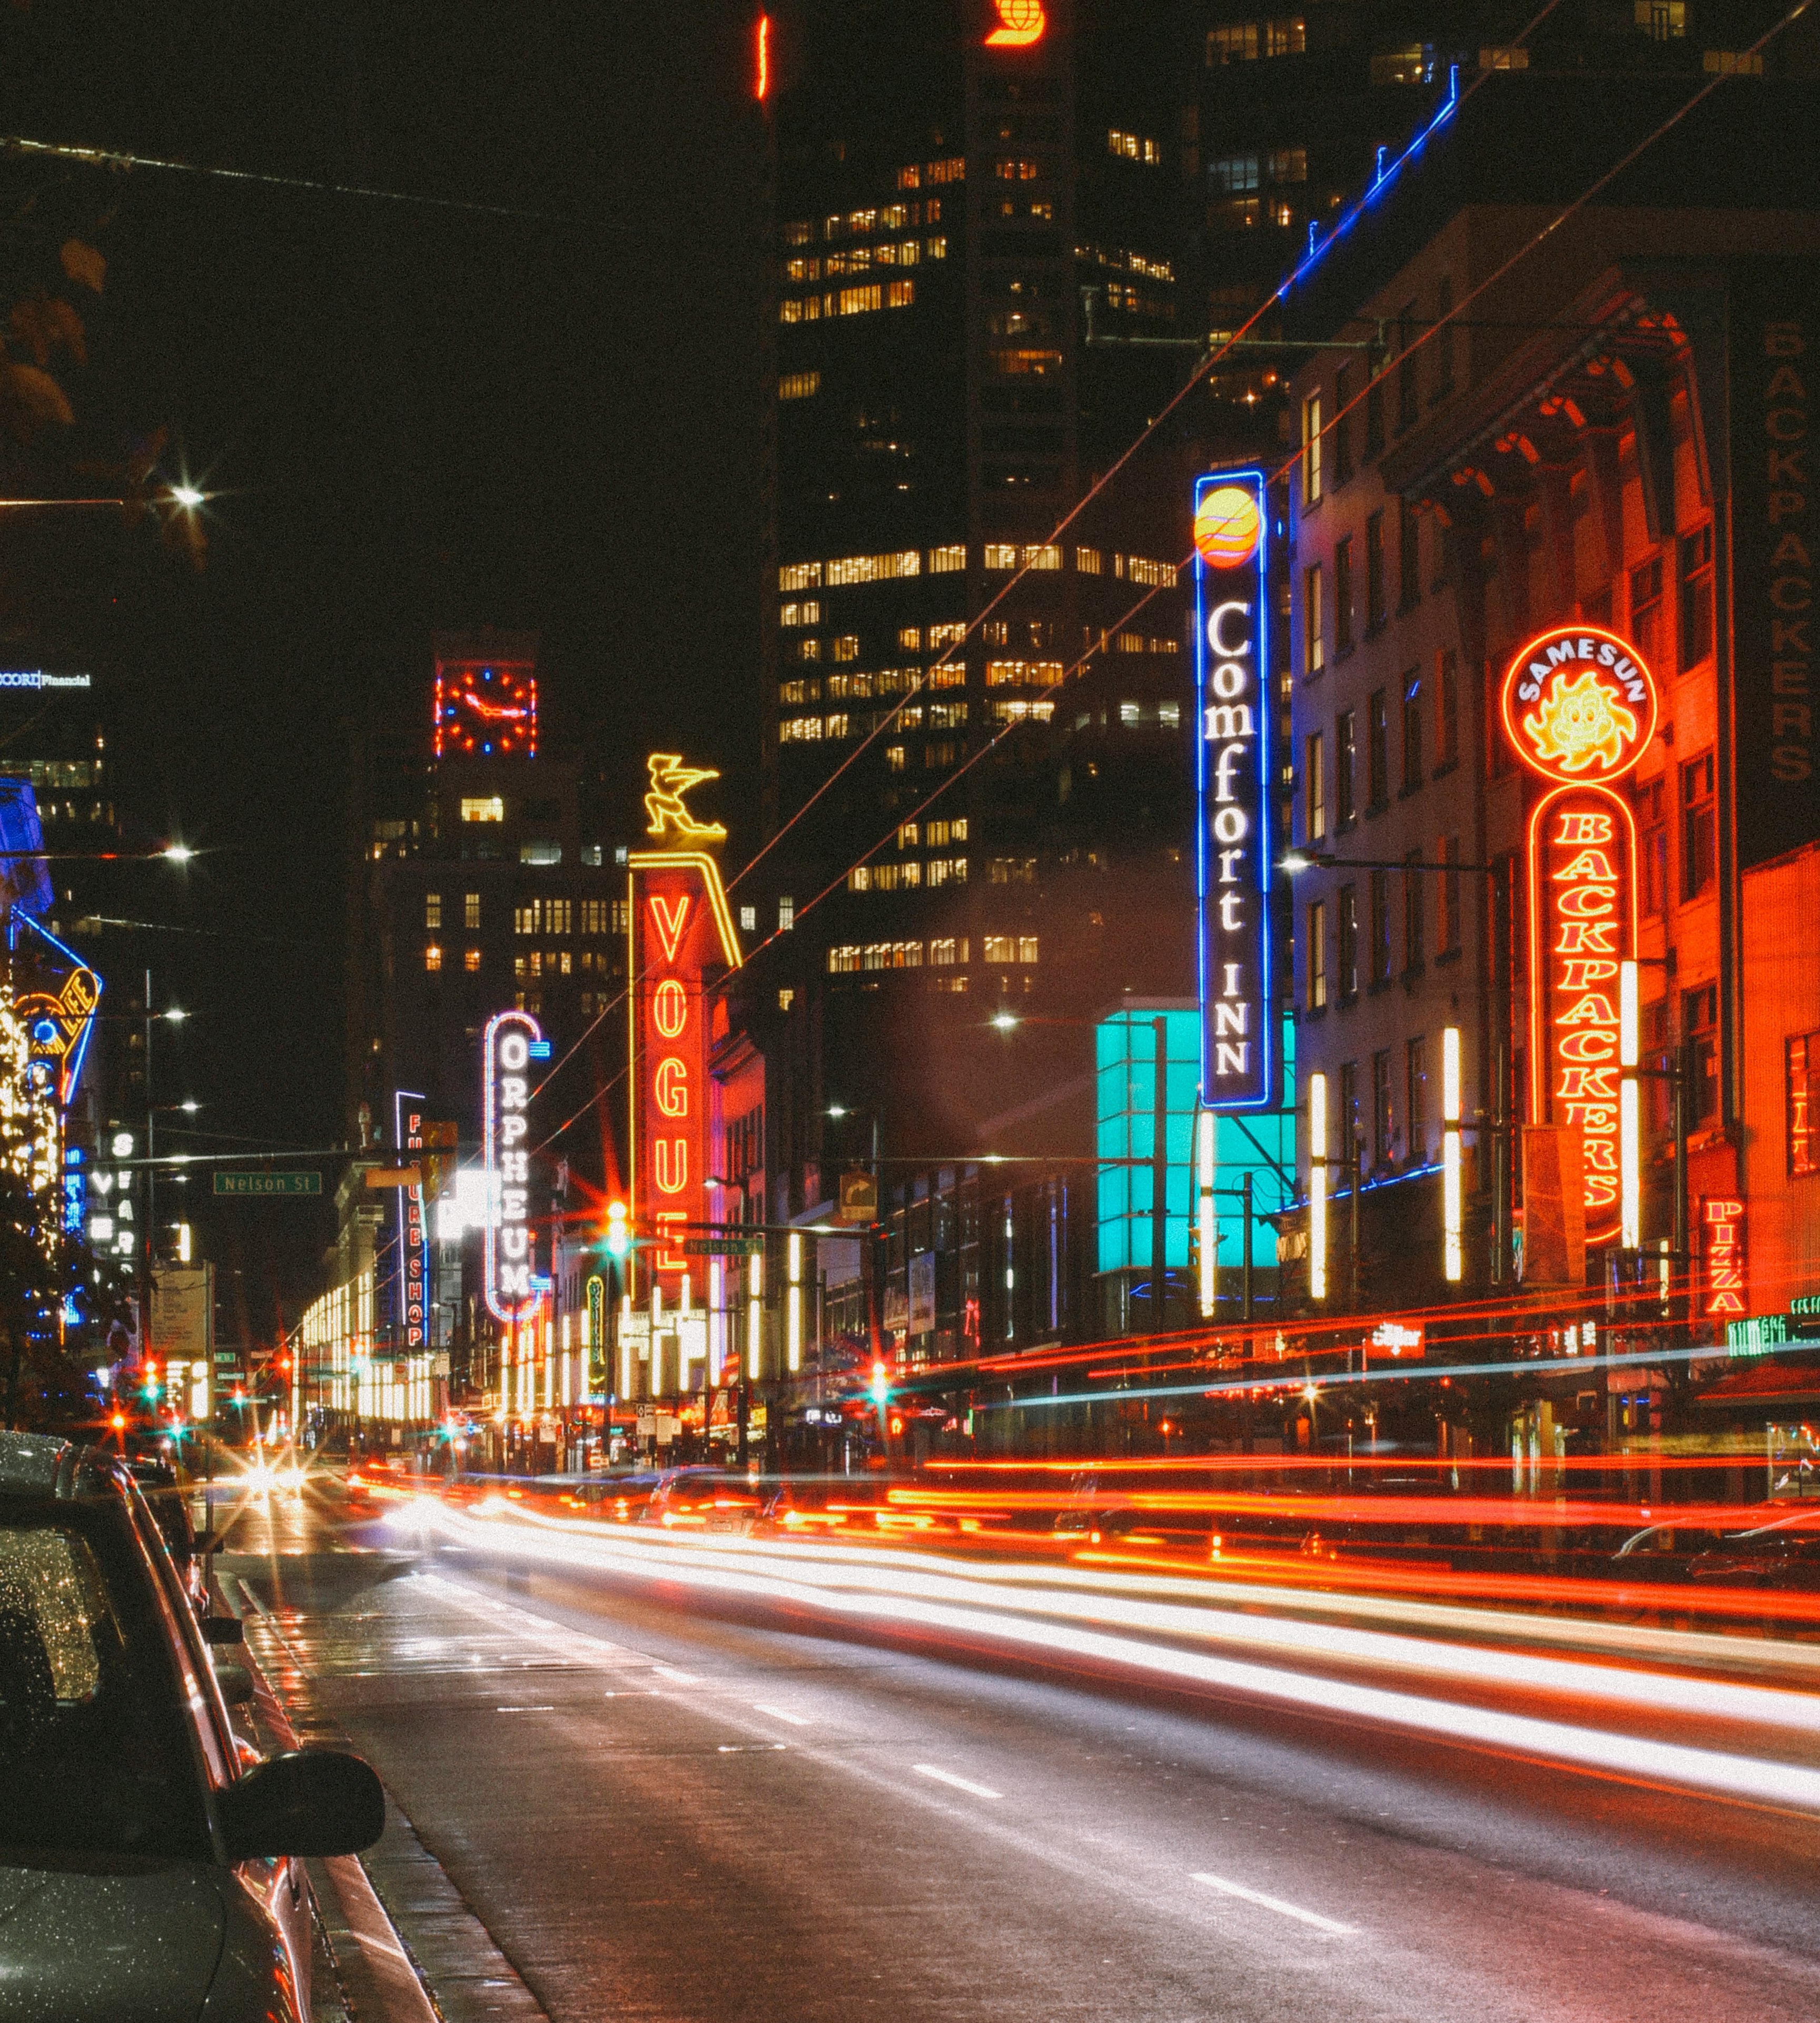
[1504,625,1657,1246]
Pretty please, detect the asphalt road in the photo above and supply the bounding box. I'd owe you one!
[215,1477,1820,2023]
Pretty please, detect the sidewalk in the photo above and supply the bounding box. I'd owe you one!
[220,1566,548,2023]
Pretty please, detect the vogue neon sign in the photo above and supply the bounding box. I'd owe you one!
[483,1009,542,1321]
[1192,470,1271,1111]
[629,755,742,1285]
[1504,626,1657,1245]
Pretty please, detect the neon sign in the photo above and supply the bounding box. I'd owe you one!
[1505,626,1657,1245]
[395,1093,429,1350]
[985,0,1045,46]
[434,657,538,759]
[1702,1196,1747,1318]
[1192,469,1271,1112]
[483,1010,542,1322]
[628,755,741,1285]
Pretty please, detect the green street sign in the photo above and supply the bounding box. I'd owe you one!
[213,1171,322,1198]
[684,1237,764,1256]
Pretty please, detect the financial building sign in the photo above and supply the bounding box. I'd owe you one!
[1192,471,1272,1111]
[1503,624,1657,1246]
[483,1009,542,1321]
[629,756,743,1287]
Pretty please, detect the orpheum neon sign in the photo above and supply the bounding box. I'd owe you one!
[1503,625,1657,1246]
[1192,470,1271,1111]
[483,1009,542,1321]
[629,756,742,1284]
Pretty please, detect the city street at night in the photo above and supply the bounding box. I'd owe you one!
[6,3,1820,2019]
[211,1471,1820,2022]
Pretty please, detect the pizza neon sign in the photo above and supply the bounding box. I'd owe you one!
[1503,626,1657,1245]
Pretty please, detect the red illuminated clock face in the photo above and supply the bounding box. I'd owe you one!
[434,661,538,758]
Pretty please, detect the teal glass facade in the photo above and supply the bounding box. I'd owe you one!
[1096,1004,1297,1277]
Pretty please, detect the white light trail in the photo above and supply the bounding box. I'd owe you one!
[410,1504,1820,1815]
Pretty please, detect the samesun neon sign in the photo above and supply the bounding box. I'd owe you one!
[1503,625,1657,1245]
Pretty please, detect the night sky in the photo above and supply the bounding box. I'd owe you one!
[3,2,765,1340]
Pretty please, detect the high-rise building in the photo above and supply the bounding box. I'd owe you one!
[751,0,1212,1359]
[337,633,629,1416]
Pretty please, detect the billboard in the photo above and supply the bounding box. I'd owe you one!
[1191,470,1272,1112]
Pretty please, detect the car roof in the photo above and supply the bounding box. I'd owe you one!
[0,1429,125,1502]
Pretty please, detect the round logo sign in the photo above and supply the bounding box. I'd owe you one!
[1499,625,1657,785]
[1194,483,1263,570]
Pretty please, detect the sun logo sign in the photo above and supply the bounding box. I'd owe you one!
[985,0,1045,46]
[1502,626,1659,1244]
[1193,468,1271,1113]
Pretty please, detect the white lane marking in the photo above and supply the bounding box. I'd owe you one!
[1191,1872,1357,1936]
[653,1664,701,1684]
[752,1703,812,1726]
[494,1705,556,1713]
[913,1764,1003,1801]
[719,1743,787,1753]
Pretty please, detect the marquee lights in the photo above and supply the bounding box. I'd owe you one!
[1192,468,1272,1114]
[1504,626,1657,1247]
[483,1009,542,1323]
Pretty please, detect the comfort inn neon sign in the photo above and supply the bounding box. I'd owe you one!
[1503,625,1657,1245]
[1192,471,1271,1111]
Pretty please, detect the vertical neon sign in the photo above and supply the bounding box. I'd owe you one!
[1502,624,1657,1247]
[1192,470,1271,1112]
[628,755,743,1291]
[483,1009,542,1322]
[394,1091,429,1349]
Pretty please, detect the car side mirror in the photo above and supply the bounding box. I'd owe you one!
[203,1616,244,1646]
[215,1661,256,1706]
[219,1749,385,1860]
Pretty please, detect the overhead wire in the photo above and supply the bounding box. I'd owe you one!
[723,1,1574,899]
[534,3,1799,1173]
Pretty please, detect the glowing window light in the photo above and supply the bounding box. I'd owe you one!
[1309,1072,1328,1301]
[1441,1028,1462,1284]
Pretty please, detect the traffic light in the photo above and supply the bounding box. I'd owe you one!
[605,1200,630,1260]
[143,1361,161,1403]
[869,1359,888,1406]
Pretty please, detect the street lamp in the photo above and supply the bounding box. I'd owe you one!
[170,485,205,510]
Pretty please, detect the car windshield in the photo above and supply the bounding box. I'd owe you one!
[0,1512,211,1861]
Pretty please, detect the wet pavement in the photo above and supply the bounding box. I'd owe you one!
[212,1471,1820,2022]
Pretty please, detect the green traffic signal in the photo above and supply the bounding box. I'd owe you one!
[605,1201,630,1260]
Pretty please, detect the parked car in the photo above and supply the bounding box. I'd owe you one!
[0,1430,385,2022]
